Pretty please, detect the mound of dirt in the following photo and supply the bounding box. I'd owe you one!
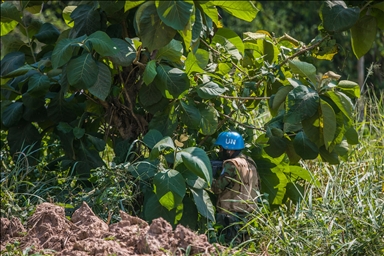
[1,202,226,255]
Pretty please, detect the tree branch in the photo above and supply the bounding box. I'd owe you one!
[279,35,330,67]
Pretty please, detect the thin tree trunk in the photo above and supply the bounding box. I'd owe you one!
[357,56,365,122]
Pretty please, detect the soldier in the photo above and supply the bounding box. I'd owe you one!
[211,131,260,244]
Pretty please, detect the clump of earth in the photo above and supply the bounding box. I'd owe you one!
[1,202,228,255]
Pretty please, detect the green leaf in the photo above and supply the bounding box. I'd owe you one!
[197,81,227,99]
[284,85,320,132]
[257,158,288,205]
[128,160,157,180]
[87,31,119,57]
[198,104,218,136]
[34,23,60,44]
[271,85,293,111]
[57,122,73,133]
[62,6,76,27]
[0,20,18,36]
[70,4,101,37]
[180,100,201,129]
[336,80,360,98]
[124,0,145,12]
[155,39,183,63]
[319,146,339,164]
[320,99,336,149]
[143,60,157,85]
[215,28,244,55]
[185,49,209,75]
[148,103,178,136]
[47,93,80,124]
[73,127,85,139]
[264,133,288,158]
[155,0,193,30]
[321,1,360,32]
[150,136,175,160]
[139,82,162,108]
[155,64,190,99]
[135,1,177,51]
[293,131,319,160]
[351,15,377,59]
[67,53,98,89]
[51,36,86,69]
[143,129,163,149]
[212,1,259,22]
[288,60,317,86]
[212,35,242,61]
[154,169,186,211]
[286,165,319,187]
[2,102,23,127]
[99,0,125,15]
[144,191,180,225]
[27,73,50,97]
[108,38,136,66]
[190,188,215,221]
[7,121,42,157]
[324,91,353,119]
[345,127,359,145]
[179,147,212,185]
[2,64,34,79]
[1,52,25,77]
[1,2,22,23]
[87,62,111,101]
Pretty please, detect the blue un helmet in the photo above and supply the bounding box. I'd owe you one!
[214,131,245,150]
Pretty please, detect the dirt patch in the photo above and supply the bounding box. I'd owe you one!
[1,202,226,255]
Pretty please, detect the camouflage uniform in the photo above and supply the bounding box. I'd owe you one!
[211,153,260,244]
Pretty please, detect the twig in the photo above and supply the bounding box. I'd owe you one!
[200,39,248,77]
[219,113,266,132]
[219,95,270,100]
[279,35,330,67]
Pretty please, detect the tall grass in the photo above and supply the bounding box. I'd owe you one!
[236,91,384,255]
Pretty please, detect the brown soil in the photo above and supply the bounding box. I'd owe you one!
[1,202,227,255]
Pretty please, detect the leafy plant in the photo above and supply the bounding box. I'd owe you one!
[1,0,382,229]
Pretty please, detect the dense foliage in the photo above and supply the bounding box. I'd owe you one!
[1,0,383,234]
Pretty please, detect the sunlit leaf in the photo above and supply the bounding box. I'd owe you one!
[150,136,175,160]
[154,169,186,211]
[124,0,144,12]
[197,81,227,99]
[0,20,18,36]
[288,60,317,86]
[212,1,259,22]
